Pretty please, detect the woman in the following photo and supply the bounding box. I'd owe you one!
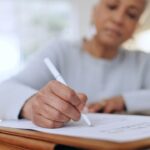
[0,0,149,128]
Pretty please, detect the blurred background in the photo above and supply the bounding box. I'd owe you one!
[0,0,150,82]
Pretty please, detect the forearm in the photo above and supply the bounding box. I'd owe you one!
[0,80,37,120]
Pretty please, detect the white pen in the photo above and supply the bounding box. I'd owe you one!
[44,57,92,126]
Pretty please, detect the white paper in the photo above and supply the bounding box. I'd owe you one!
[0,114,150,142]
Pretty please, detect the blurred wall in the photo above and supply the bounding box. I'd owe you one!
[71,0,99,38]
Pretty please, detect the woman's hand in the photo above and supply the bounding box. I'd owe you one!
[88,96,126,113]
[20,80,87,128]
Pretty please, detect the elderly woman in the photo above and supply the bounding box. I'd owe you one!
[0,0,150,128]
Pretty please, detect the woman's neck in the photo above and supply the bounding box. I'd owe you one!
[83,37,119,60]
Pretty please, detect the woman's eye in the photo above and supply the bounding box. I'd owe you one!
[107,4,118,10]
[127,12,138,20]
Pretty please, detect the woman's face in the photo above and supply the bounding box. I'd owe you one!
[93,0,146,47]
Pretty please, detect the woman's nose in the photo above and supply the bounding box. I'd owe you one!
[112,10,125,26]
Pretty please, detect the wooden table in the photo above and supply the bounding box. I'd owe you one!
[0,127,150,150]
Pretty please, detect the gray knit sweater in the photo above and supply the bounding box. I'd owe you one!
[0,39,150,120]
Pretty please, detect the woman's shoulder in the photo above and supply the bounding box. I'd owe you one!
[120,48,150,62]
[45,38,82,54]
[30,38,82,61]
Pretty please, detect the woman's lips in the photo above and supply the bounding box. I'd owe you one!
[105,28,122,37]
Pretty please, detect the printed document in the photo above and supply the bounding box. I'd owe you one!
[0,114,150,142]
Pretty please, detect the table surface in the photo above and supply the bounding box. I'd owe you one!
[0,127,150,150]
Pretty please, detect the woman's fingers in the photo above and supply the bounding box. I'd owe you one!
[77,93,87,112]
[39,103,70,123]
[41,92,81,121]
[32,114,64,128]
[103,96,126,113]
[88,96,126,113]
[88,102,105,113]
[21,80,88,128]
[103,101,116,113]
[48,81,81,107]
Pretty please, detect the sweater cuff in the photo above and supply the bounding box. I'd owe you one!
[123,90,150,114]
[0,81,37,120]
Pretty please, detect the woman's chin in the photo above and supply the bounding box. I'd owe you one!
[101,40,120,47]
[98,36,121,47]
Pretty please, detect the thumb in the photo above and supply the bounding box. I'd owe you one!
[77,93,87,112]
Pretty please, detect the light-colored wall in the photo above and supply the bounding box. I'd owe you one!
[71,0,99,38]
